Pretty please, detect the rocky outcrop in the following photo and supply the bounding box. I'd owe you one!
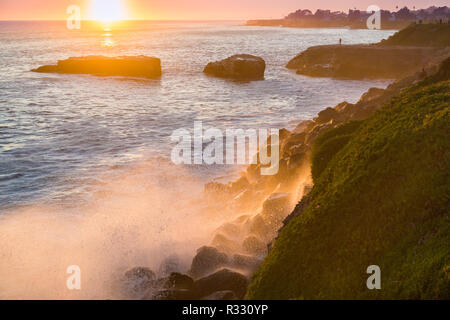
[204,54,266,80]
[193,269,248,299]
[32,56,162,79]
[121,267,156,298]
[286,44,448,79]
[190,246,229,279]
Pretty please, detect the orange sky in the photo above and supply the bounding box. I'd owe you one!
[0,0,448,20]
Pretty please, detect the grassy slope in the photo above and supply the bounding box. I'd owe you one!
[248,70,450,299]
[379,23,450,47]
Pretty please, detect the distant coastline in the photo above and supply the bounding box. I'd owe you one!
[247,6,450,30]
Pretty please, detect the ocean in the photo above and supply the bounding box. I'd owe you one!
[0,21,395,298]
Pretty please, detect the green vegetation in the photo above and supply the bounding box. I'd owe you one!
[379,23,450,47]
[248,61,450,299]
[311,121,362,182]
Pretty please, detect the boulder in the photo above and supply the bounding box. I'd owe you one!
[242,235,267,256]
[216,222,241,238]
[293,120,315,134]
[122,267,156,297]
[32,55,162,79]
[158,255,184,277]
[151,288,198,300]
[261,193,292,223]
[194,269,248,299]
[314,107,338,124]
[231,254,262,274]
[204,54,266,80]
[190,246,229,279]
[247,214,270,240]
[162,272,195,291]
[211,234,241,253]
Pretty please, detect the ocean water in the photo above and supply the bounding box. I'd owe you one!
[0,21,395,210]
[0,21,396,299]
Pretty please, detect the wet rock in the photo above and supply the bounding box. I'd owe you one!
[190,246,229,279]
[151,288,198,300]
[242,235,267,256]
[163,272,195,291]
[204,54,266,80]
[358,87,385,103]
[233,214,251,225]
[293,120,315,133]
[204,181,231,200]
[230,176,250,195]
[158,255,184,277]
[122,267,156,297]
[32,55,162,79]
[314,107,338,124]
[305,122,333,145]
[231,254,262,274]
[194,269,248,299]
[261,193,292,223]
[216,222,241,239]
[211,234,241,254]
[283,132,306,153]
[201,290,237,300]
[247,214,270,240]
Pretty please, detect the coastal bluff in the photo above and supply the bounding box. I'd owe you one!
[286,24,450,79]
[32,56,162,79]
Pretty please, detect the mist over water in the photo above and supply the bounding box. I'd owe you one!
[0,21,395,298]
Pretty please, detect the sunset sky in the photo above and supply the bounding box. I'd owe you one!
[0,0,448,20]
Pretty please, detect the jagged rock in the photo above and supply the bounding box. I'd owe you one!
[158,255,184,277]
[122,267,156,297]
[242,235,267,256]
[211,234,241,253]
[305,122,333,145]
[231,254,262,274]
[216,223,241,238]
[204,54,266,80]
[230,176,250,195]
[314,107,338,124]
[261,193,292,224]
[294,120,315,133]
[32,55,162,79]
[233,214,251,225]
[358,87,385,103]
[162,272,195,291]
[151,288,198,300]
[283,132,307,153]
[190,246,229,279]
[194,269,248,299]
[201,290,237,300]
[247,214,270,240]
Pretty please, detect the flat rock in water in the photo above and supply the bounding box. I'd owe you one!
[32,55,162,79]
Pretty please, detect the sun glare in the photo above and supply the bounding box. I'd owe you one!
[91,0,125,22]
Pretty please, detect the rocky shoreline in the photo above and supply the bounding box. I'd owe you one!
[118,52,446,301]
[286,24,450,79]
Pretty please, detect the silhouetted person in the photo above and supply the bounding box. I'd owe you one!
[339,38,342,45]
[419,67,427,79]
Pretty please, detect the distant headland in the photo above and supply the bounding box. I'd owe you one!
[247,6,450,30]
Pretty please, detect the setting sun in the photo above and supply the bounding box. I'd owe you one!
[90,0,125,22]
